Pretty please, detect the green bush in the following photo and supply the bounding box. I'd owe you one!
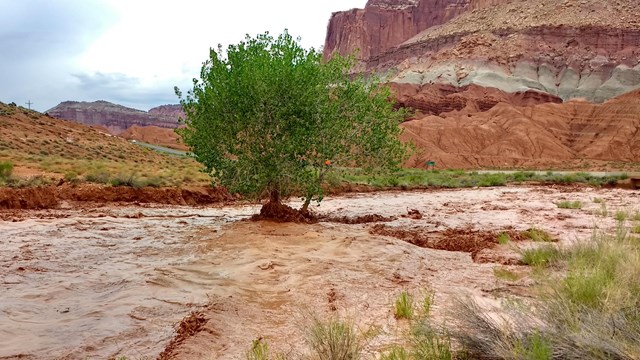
[0,161,13,179]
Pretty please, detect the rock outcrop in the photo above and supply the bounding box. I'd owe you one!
[47,101,181,134]
[148,104,185,121]
[391,83,562,117]
[326,0,640,102]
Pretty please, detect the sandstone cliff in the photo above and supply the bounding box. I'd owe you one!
[326,0,640,102]
[47,101,181,134]
[324,0,506,60]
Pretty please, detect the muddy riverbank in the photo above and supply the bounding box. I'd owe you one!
[1,186,638,359]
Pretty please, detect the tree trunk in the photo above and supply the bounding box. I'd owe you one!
[269,189,280,204]
[301,196,312,213]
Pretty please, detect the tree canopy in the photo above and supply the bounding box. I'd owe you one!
[176,30,408,213]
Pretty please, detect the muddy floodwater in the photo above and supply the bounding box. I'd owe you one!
[1,186,638,359]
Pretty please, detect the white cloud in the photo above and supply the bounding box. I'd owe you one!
[0,0,366,111]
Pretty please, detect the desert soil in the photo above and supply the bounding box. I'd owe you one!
[1,185,638,359]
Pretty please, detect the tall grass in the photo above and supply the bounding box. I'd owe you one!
[454,225,640,359]
[305,317,363,360]
[394,291,414,320]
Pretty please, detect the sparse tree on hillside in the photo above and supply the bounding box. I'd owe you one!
[176,30,408,218]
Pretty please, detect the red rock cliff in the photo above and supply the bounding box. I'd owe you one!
[323,0,506,60]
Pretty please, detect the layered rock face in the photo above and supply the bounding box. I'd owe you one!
[401,90,640,169]
[324,0,506,60]
[391,83,562,117]
[326,0,640,102]
[47,101,181,134]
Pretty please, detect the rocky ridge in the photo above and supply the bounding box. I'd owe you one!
[46,101,182,134]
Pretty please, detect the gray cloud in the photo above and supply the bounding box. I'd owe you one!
[0,0,117,111]
[69,71,182,110]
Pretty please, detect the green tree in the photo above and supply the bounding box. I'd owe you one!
[176,30,408,216]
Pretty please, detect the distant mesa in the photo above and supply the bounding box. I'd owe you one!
[46,101,184,135]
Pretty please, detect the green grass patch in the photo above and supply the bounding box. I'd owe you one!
[0,161,13,180]
[335,169,628,191]
[512,330,552,360]
[380,346,410,360]
[521,245,561,267]
[394,291,414,320]
[555,200,582,209]
[497,232,511,245]
[614,210,628,222]
[592,197,604,204]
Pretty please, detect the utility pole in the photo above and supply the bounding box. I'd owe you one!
[25,100,33,110]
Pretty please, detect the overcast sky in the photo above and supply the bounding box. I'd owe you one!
[0,0,366,112]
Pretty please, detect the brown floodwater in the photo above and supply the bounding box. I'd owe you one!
[1,186,638,359]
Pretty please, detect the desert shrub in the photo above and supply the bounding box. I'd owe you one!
[410,319,454,360]
[246,338,273,360]
[421,290,435,318]
[0,161,13,179]
[614,210,628,222]
[110,173,143,188]
[555,200,582,209]
[64,171,80,184]
[522,228,554,242]
[394,291,414,320]
[305,317,363,360]
[85,171,111,184]
[477,173,507,187]
[512,171,536,182]
[521,245,561,267]
[592,197,604,204]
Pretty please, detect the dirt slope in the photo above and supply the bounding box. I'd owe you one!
[401,89,640,169]
[120,125,189,151]
[0,102,207,186]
